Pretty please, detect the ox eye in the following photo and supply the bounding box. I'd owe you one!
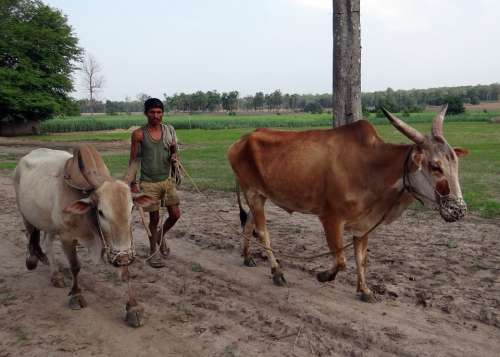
[98,209,105,218]
[429,162,442,174]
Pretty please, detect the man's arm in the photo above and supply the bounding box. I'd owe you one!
[129,129,143,192]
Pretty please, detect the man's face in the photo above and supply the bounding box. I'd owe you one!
[145,108,163,126]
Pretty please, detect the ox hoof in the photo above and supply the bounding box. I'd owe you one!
[271,268,287,287]
[160,244,170,258]
[360,291,377,303]
[26,254,38,270]
[51,272,66,288]
[37,252,49,265]
[243,257,257,267]
[316,270,337,283]
[125,304,145,328]
[69,294,87,310]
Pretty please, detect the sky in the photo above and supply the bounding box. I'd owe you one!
[44,0,500,101]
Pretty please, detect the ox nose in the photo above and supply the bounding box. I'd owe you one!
[439,197,467,222]
[111,252,135,267]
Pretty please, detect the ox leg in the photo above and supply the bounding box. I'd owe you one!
[62,240,87,310]
[121,266,144,328]
[248,193,286,286]
[44,233,66,288]
[317,217,346,283]
[242,212,257,267]
[24,221,48,270]
[354,235,374,302]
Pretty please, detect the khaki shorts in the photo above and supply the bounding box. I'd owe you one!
[140,178,180,212]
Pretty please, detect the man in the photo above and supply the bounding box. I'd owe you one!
[129,98,181,268]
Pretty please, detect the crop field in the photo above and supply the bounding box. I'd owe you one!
[40,111,500,133]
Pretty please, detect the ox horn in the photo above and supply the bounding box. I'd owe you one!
[381,107,426,145]
[76,145,112,189]
[123,159,140,184]
[432,104,448,140]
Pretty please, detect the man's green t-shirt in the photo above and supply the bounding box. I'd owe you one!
[139,124,177,183]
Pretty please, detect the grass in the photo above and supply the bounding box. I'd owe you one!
[39,111,500,133]
[41,113,333,133]
[2,121,500,218]
[0,162,18,170]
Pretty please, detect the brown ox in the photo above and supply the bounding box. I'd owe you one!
[227,106,468,301]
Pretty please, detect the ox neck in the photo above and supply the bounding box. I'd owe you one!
[370,143,418,208]
[372,143,414,186]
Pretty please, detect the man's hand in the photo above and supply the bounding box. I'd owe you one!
[131,181,140,193]
[171,152,178,163]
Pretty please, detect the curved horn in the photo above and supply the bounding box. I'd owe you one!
[432,104,448,139]
[381,107,426,145]
[123,159,140,184]
[77,145,112,189]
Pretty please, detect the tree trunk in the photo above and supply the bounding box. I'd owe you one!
[332,0,361,127]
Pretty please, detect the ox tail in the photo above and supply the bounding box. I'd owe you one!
[236,181,248,229]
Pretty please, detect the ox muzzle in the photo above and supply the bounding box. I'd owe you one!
[437,196,467,223]
[105,246,136,267]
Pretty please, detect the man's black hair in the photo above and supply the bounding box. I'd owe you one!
[144,98,164,113]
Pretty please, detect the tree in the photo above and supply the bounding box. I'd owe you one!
[81,53,105,113]
[206,90,221,111]
[332,0,361,127]
[221,91,239,112]
[289,94,299,110]
[191,91,208,111]
[445,95,465,115]
[271,90,283,112]
[0,0,82,124]
[253,92,265,111]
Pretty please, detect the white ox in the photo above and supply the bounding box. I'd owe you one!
[14,148,152,327]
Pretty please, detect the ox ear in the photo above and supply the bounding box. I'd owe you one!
[412,147,425,170]
[132,194,154,208]
[64,197,94,214]
[454,148,469,158]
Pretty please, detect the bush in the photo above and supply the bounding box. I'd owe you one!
[445,95,465,115]
[304,102,323,114]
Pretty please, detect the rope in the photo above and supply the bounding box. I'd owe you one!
[176,162,360,261]
[136,151,413,263]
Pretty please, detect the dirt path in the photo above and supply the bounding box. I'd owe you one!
[0,171,499,357]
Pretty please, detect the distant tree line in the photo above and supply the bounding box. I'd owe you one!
[80,90,333,115]
[77,83,500,116]
[362,83,500,114]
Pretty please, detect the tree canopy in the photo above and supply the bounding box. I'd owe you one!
[0,0,82,121]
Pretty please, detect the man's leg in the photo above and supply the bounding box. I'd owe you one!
[159,178,181,257]
[147,209,166,268]
[140,181,165,268]
[159,205,180,257]
[162,205,181,233]
[148,210,160,254]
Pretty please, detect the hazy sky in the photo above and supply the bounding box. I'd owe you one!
[44,0,500,100]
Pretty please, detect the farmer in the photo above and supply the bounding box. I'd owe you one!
[129,98,181,268]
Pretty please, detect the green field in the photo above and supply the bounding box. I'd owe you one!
[41,111,500,133]
[2,118,499,218]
